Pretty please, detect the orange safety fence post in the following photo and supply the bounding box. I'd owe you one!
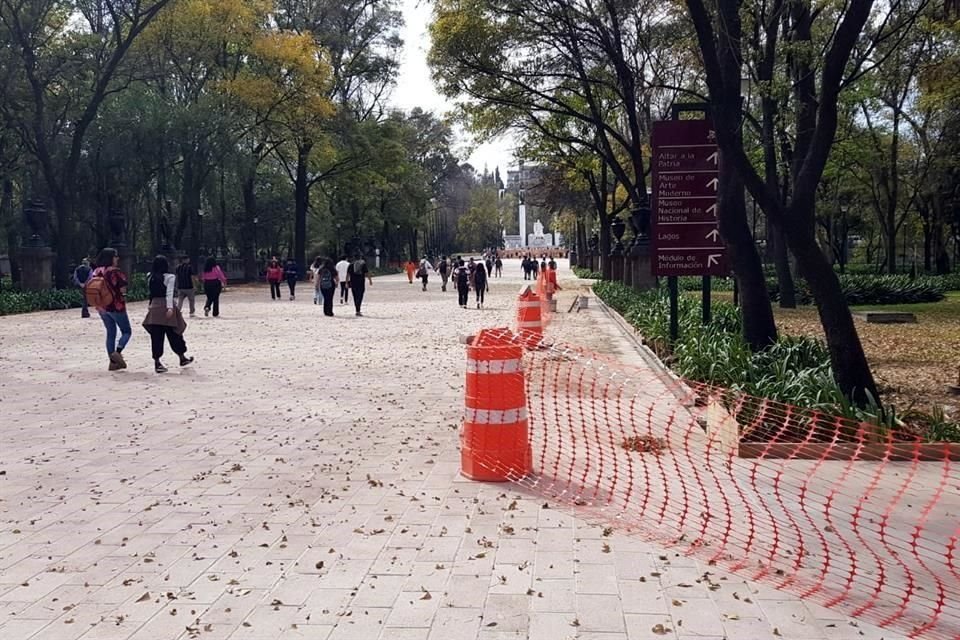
[461,328,532,481]
[516,285,543,348]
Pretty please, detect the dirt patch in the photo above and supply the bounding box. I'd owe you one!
[772,297,960,416]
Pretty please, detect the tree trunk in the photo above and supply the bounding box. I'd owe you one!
[885,203,897,274]
[294,143,311,278]
[789,229,879,405]
[719,168,778,350]
[772,224,796,307]
[1,179,19,284]
[242,174,258,281]
[599,222,612,280]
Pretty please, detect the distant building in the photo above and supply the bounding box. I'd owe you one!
[505,164,546,193]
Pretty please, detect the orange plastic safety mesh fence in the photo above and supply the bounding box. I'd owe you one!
[463,329,960,640]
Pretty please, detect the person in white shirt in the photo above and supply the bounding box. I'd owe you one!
[309,256,323,305]
[335,256,351,304]
[418,256,434,292]
[143,255,193,373]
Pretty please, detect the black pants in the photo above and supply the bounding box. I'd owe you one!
[287,277,297,297]
[458,286,469,306]
[145,324,187,361]
[321,287,335,316]
[204,280,222,316]
[353,286,365,314]
[340,282,350,303]
[475,284,486,305]
[270,281,281,299]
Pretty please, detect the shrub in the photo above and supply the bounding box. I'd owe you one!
[590,280,960,442]
[0,273,149,316]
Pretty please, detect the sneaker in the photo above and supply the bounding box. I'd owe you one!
[477,303,480,309]
[204,308,210,317]
[155,361,168,374]
[189,312,196,317]
[81,310,90,318]
[179,356,194,367]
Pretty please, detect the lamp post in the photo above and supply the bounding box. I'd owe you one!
[197,208,205,258]
[839,205,849,273]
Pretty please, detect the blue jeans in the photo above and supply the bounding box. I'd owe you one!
[99,311,132,355]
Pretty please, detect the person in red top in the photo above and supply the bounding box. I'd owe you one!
[93,247,132,371]
[201,257,228,317]
[266,258,283,300]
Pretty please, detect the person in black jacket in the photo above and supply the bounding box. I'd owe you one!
[284,258,299,300]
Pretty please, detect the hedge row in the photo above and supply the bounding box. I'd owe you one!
[678,274,951,305]
[0,274,149,316]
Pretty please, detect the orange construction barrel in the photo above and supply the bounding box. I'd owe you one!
[516,285,543,347]
[461,328,532,481]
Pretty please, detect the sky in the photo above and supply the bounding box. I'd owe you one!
[390,0,516,175]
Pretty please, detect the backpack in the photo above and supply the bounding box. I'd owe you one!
[320,268,333,289]
[72,265,91,287]
[84,270,114,309]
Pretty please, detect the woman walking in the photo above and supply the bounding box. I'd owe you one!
[494,256,503,278]
[417,256,433,292]
[202,257,227,317]
[266,258,283,300]
[310,256,324,305]
[92,247,132,371]
[454,259,470,309]
[284,258,299,300]
[315,257,338,316]
[142,255,194,373]
[472,259,489,309]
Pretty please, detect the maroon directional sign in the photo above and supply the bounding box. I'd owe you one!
[651,119,727,276]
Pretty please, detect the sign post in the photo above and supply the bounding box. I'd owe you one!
[652,115,725,342]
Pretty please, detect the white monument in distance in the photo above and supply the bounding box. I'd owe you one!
[528,218,562,248]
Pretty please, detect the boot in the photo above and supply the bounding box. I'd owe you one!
[109,351,126,370]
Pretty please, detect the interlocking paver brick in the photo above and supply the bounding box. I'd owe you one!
[0,261,906,640]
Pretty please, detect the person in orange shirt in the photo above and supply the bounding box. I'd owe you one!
[405,259,417,284]
[545,260,562,300]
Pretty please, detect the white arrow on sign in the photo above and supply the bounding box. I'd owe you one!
[705,229,720,242]
[707,151,719,165]
[707,254,722,267]
[706,203,718,217]
[706,178,719,191]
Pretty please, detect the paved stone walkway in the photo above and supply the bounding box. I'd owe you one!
[0,260,902,640]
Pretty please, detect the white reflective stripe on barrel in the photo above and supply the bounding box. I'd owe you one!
[517,321,542,328]
[464,407,528,425]
[465,358,522,374]
[517,301,540,309]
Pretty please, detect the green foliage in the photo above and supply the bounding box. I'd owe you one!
[0,274,149,316]
[591,280,959,442]
[572,267,603,279]
[677,274,949,305]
